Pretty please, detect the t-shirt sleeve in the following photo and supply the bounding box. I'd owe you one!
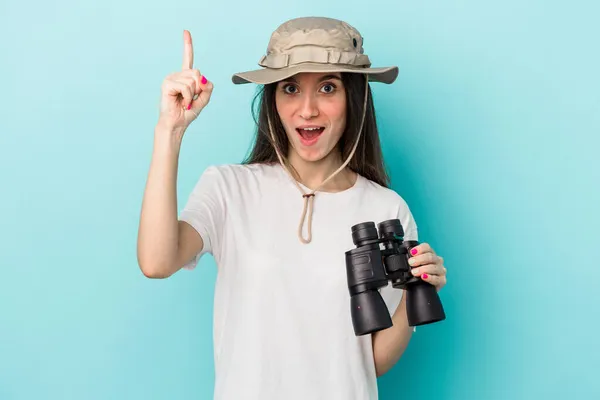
[380,195,419,317]
[178,165,226,270]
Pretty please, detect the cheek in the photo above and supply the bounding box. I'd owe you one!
[324,103,347,135]
[275,100,294,131]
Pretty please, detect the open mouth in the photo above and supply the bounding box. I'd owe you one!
[296,126,325,145]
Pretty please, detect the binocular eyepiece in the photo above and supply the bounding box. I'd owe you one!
[345,219,446,336]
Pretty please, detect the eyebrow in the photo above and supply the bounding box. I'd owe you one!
[318,74,342,82]
[281,74,342,83]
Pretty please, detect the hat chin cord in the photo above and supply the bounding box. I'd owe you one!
[266,75,370,244]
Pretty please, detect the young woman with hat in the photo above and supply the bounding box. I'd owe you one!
[137,16,447,400]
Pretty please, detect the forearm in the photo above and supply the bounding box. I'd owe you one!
[137,125,184,277]
[372,291,414,377]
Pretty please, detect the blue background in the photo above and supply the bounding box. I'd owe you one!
[1,1,598,399]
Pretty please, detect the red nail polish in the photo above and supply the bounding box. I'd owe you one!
[422,273,428,279]
[201,76,207,85]
[187,103,191,110]
[411,248,418,255]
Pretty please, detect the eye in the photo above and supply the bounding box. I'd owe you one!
[282,84,298,94]
[320,83,337,94]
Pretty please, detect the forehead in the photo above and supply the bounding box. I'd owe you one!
[279,72,342,83]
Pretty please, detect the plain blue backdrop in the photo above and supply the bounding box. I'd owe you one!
[1,1,598,399]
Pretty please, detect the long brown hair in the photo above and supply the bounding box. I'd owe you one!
[241,72,390,188]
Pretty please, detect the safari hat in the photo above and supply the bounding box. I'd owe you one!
[232,17,398,244]
[232,17,398,85]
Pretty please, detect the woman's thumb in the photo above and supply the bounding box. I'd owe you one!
[193,80,214,112]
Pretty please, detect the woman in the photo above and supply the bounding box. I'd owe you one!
[137,16,447,400]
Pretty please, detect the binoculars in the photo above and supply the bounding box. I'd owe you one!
[345,219,446,336]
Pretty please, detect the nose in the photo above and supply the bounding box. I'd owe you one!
[298,92,319,119]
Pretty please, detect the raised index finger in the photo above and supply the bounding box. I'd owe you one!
[182,30,193,70]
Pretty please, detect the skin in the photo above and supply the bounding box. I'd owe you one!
[137,29,448,378]
[274,72,357,192]
[137,30,212,280]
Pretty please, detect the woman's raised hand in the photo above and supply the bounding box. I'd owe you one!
[157,30,213,133]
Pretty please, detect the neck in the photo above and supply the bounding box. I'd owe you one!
[286,148,357,192]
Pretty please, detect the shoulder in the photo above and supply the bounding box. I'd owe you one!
[359,176,418,239]
[194,162,282,195]
[202,162,280,182]
[359,175,412,213]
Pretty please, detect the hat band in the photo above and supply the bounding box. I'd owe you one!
[259,46,371,69]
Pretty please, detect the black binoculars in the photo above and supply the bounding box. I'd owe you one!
[345,219,446,336]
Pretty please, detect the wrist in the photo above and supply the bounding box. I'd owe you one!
[154,122,185,152]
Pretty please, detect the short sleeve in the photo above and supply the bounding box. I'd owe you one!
[398,196,418,242]
[380,196,419,317]
[178,166,226,270]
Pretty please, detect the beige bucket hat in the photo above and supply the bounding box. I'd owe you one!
[231,17,398,244]
[232,17,399,85]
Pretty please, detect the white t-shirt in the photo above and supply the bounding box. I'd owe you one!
[179,162,418,400]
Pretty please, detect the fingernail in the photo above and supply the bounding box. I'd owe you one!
[408,258,415,265]
[187,103,192,110]
[201,75,207,85]
[422,273,428,279]
[411,248,418,255]
[411,268,418,275]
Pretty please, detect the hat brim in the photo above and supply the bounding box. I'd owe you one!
[231,62,398,85]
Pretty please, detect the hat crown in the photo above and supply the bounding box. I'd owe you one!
[266,17,365,56]
[231,16,399,86]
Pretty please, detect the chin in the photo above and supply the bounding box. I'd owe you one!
[295,148,329,163]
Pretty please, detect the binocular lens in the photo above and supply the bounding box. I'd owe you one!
[351,222,378,246]
[350,290,393,336]
[377,219,404,238]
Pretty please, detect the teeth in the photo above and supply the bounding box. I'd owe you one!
[300,127,322,131]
